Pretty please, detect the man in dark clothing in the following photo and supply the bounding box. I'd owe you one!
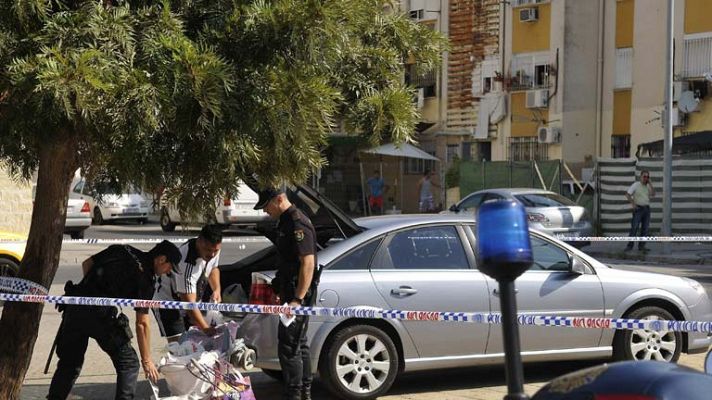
[47,240,181,400]
[254,188,318,400]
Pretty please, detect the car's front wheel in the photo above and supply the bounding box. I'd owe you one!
[160,208,176,232]
[613,306,682,362]
[319,325,398,400]
[93,207,104,225]
[0,256,20,277]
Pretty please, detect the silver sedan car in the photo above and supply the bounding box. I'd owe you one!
[445,188,594,246]
[227,193,712,400]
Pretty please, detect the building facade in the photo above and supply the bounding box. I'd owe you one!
[403,0,712,184]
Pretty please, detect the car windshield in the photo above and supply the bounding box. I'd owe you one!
[515,192,575,207]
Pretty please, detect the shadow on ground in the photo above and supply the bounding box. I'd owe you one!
[21,360,602,400]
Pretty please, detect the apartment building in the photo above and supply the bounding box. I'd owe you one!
[405,0,712,173]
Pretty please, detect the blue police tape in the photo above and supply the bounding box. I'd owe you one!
[0,236,710,244]
[2,277,711,334]
[0,237,271,244]
[556,236,712,242]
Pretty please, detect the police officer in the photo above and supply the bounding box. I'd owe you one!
[47,240,181,400]
[153,225,223,341]
[254,188,318,400]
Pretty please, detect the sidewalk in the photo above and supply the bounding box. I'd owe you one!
[581,239,712,265]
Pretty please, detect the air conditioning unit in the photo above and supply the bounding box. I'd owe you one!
[673,81,688,102]
[409,9,425,21]
[526,89,549,108]
[671,106,687,127]
[519,7,538,22]
[416,88,425,109]
[538,126,560,144]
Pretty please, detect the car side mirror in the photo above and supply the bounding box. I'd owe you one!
[449,204,459,212]
[570,256,587,275]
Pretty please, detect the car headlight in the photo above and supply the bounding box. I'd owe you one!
[106,202,119,208]
[140,201,150,208]
[686,278,707,296]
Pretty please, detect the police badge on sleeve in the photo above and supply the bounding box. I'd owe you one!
[294,229,305,242]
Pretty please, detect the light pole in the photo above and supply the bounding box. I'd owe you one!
[662,0,674,241]
[477,200,533,400]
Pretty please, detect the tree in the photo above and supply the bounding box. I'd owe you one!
[0,1,446,397]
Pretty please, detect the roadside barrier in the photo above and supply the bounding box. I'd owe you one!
[2,276,711,334]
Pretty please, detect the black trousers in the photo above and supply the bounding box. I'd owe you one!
[47,306,139,400]
[278,315,312,400]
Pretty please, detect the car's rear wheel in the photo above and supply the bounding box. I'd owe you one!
[70,230,85,240]
[613,306,682,362]
[0,256,20,277]
[319,325,398,400]
[93,207,105,225]
[160,208,176,232]
[260,368,283,381]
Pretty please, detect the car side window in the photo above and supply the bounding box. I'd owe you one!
[483,193,505,202]
[531,236,570,272]
[375,226,468,270]
[459,193,484,211]
[329,239,381,270]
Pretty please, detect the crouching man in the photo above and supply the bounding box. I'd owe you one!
[47,240,181,400]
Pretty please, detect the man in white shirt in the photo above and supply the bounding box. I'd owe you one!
[625,170,655,251]
[153,225,223,340]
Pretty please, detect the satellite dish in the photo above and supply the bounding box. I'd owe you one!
[678,90,699,113]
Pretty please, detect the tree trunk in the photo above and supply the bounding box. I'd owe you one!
[0,131,78,399]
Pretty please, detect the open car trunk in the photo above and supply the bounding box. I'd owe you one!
[218,184,362,300]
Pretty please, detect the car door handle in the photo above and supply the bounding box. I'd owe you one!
[391,286,418,296]
[492,288,518,295]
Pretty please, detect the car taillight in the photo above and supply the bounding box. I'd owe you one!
[81,202,90,213]
[223,197,232,206]
[527,212,549,223]
[595,395,656,400]
[249,275,278,305]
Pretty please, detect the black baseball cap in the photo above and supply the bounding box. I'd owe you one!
[153,240,181,267]
[253,187,284,210]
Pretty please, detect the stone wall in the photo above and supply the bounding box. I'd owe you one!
[0,166,32,236]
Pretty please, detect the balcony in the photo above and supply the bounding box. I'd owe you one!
[682,34,712,79]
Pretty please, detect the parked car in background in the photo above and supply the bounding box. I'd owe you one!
[160,181,268,232]
[222,188,711,400]
[69,178,152,225]
[0,231,25,277]
[445,188,593,246]
[64,198,92,239]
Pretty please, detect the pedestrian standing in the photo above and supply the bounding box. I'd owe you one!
[48,240,181,400]
[366,170,388,215]
[153,224,223,341]
[417,170,440,212]
[254,187,318,400]
[625,170,655,251]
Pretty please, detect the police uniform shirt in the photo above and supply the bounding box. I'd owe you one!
[82,244,155,312]
[154,238,220,301]
[275,205,317,295]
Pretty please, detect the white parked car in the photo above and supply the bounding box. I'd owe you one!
[69,179,152,225]
[159,181,268,232]
[64,198,92,239]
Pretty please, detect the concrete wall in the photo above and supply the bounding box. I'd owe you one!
[560,0,600,164]
[0,166,33,236]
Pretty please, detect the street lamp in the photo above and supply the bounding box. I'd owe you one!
[477,200,533,400]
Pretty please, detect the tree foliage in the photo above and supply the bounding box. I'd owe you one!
[0,0,447,213]
[0,3,446,394]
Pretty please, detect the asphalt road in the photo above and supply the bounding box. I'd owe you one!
[11,222,712,399]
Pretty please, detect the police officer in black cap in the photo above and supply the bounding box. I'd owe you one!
[254,187,318,400]
[47,240,181,400]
